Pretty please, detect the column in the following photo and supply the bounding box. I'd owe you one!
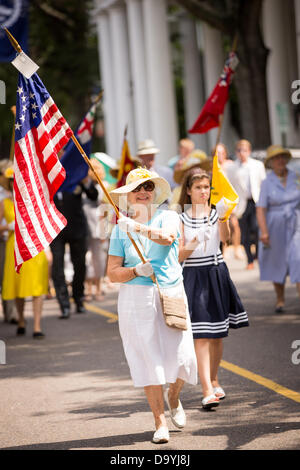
[109,4,136,155]
[126,0,150,144]
[95,12,118,158]
[179,15,209,153]
[295,0,300,79]
[142,0,178,164]
[263,0,294,146]
[202,23,238,155]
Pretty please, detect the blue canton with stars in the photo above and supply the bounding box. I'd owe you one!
[15,73,51,141]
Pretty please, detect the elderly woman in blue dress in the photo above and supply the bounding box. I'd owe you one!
[107,168,197,444]
[256,145,300,313]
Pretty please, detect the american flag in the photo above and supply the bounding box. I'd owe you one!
[14,72,73,272]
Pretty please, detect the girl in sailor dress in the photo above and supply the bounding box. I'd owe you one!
[178,168,249,409]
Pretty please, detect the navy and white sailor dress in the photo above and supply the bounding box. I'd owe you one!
[180,208,249,339]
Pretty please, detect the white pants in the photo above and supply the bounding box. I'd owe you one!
[117,282,198,388]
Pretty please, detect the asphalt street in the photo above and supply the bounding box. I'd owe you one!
[0,247,300,452]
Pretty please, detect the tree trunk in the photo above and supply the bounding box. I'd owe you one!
[233,0,271,148]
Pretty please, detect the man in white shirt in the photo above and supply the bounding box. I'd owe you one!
[226,140,266,269]
[136,139,176,190]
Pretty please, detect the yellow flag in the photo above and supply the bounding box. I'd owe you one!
[210,153,239,220]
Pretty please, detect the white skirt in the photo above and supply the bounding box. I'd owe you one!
[117,282,198,388]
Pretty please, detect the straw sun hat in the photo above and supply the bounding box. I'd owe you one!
[264,145,292,168]
[0,166,14,191]
[109,167,171,210]
[173,149,211,184]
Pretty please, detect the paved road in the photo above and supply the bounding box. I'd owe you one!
[0,250,300,451]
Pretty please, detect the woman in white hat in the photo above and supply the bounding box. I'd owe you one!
[256,145,300,313]
[107,168,197,444]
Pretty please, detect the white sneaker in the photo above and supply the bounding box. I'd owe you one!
[164,388,186,429]
[152,426,169,444]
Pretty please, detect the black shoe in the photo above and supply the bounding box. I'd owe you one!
[76,304,86,314]
[33,331,45,339]
[275,306,285,314]
[16,326,26,335]
[59,308,70,319]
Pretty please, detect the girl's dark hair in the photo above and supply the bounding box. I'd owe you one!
[178,167,211,211]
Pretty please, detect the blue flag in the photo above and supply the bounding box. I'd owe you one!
[59,104,96,193]
[0,0,28,62]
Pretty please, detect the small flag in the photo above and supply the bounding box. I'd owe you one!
[116,137,136,188]
[189,52,238,134]
[14,72,73,272]
[59,103,96,193]
[210,152,239,221]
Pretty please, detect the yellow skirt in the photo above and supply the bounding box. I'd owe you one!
[2,233,48,300]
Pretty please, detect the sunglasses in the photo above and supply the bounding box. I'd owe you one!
[132,181,155,192]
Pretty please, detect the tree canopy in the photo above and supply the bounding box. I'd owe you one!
[0,0,100,159]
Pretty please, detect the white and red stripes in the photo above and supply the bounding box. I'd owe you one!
[14,97,73,272]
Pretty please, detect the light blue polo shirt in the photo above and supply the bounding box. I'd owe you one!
[108,209,183,288]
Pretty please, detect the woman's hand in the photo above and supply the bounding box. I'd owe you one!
[215,199,229,220]
[118,214,139,233]
[260,232,270,246]
[135,261,154,277]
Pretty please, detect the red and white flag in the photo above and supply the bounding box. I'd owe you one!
[13,72,73,272]
[188,52,239,134]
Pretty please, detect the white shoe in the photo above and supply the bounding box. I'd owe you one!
[213,386,226,400]
[152,426,169,444]
[202,394,219,410]
[164,388,186,429]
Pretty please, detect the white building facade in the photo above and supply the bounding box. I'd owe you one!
[94,0,300,164]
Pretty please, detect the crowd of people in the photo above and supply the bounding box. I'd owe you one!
[0,136,299,444]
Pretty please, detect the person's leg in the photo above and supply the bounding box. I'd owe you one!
[210,338,223,388]
[249,200,259,260]
[167,378,185,409]
[194,338,214,397]
[15,297,25,327]
[50,237,70,313]
[273,282,285,308]
[144,385,167,430]
[32,296,43,333]
[239,205,253,266]
[297,283,300,299]
[91,239,104,300]
[230,215,243,259]
[69,237,87,309]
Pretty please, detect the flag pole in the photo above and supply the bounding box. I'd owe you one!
[71,135,148,266]
[9,106,16,161]
[214,32,238,150]
[4,28,148,267]
[93,90,104,105]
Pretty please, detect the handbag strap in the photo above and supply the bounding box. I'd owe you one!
[133,232,163,297]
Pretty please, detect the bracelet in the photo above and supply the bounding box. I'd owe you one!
[218,217,227,222]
